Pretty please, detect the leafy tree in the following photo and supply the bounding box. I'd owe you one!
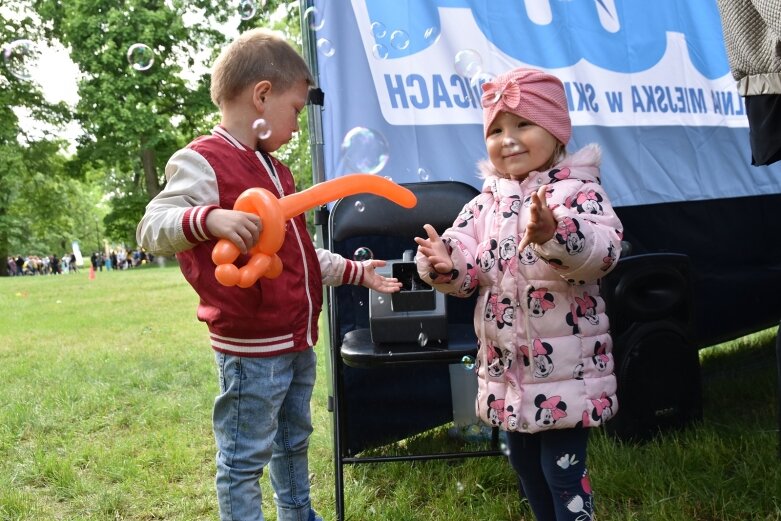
[33,0,316,244]
[0,1,74,275]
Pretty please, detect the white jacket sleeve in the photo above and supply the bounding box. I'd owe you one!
[317,248,367,287]
[136,149,220,256]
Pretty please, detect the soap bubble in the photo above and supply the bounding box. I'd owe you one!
[238,0,256,20]
[354,200,365,212]
[3,39,38,80]
[303,6,325,31]
[461,355,475,370]
[423,26,441,45]
[371,44,389,60]
[377,296,384,304]
[454,49,482,79]
[469,70,496,89]
[418,332,428,347]
[371,21,387,39]
[417,167,430,181]
[127,43,155,71]
[389,30,410,50]
[317,38,335,57]
[340,127,389,174]
[353,247,374,262]
[252,118,272,140]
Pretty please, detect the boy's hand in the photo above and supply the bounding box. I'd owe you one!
[206,209,262,254]
[414,224,454,274]
[361,260,402,293]
[519,185,557,251]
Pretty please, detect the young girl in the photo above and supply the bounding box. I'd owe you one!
[415,67,623,521]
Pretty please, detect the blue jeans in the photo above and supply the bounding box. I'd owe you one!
[506,428,592,521]
[213,349,320,521]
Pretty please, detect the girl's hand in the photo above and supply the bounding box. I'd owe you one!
[519,185,557,251]
[414,224,454,274]
[361,260,402,293]
[206,209,262,254]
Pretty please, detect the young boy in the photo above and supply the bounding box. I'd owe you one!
[136,28,401,521]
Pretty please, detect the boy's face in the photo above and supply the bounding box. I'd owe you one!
[257,80,309,153]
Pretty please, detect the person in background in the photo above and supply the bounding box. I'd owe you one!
[136,28,402,521]
[716,0,781,166]
[415,67,623,520]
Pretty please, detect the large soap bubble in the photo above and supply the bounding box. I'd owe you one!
[339,127,389,174]
[3,39,38,80]
[127,43,155,71]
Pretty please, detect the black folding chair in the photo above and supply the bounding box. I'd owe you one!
[321,181,502,521]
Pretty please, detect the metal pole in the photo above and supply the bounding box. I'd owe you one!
[300,0,326,186]
[299,2,342,519]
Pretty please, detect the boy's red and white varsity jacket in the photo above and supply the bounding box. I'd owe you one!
[137,126,366,357]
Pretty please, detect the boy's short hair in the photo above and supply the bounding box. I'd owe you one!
[210,28,314,108]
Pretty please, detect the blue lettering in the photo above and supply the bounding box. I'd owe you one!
[711,90,722,114]
[564,82,575,112]
[719,91,735,115]
[406,74,429,109]
[641,86,657,112]
[655,86,669,113]
[689,88,706,113]
[673,87,686,113]
[631,86,644,112]
[451,75,471,108]
[604,91,623,113]
[469,78,482,108]
[384,74,408,109]
[431,75,453,108]
[566,82,599,112]
[711,90,746,115]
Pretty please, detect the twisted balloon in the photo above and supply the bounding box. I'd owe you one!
[211,174,417,287]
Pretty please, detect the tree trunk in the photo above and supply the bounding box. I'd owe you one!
[140,147,161,200]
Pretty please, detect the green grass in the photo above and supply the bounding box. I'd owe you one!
[1,267,779,520]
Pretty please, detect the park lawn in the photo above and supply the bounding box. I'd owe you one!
[0,265,778,520]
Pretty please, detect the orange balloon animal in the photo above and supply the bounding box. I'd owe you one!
[211,174,417,287]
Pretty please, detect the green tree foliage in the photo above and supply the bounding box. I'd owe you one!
[32,0,316,243]
[0,1,82,274]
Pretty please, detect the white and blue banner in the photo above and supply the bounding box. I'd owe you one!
[311,0,781,208]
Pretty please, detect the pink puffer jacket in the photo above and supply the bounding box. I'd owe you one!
[417,144,623,433]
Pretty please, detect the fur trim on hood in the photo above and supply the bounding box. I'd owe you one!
[476,143,602,180]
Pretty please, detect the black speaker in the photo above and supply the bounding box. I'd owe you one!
[601,253,702,441]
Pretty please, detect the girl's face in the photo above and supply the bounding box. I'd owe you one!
[486,111,559,180]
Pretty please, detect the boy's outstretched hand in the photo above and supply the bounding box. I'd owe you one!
[519,185,557,251]
[361,260,403,293]
[414,224,454,274]
[206,209,262,254]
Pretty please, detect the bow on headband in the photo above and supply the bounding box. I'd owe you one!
[481,79,521,109]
